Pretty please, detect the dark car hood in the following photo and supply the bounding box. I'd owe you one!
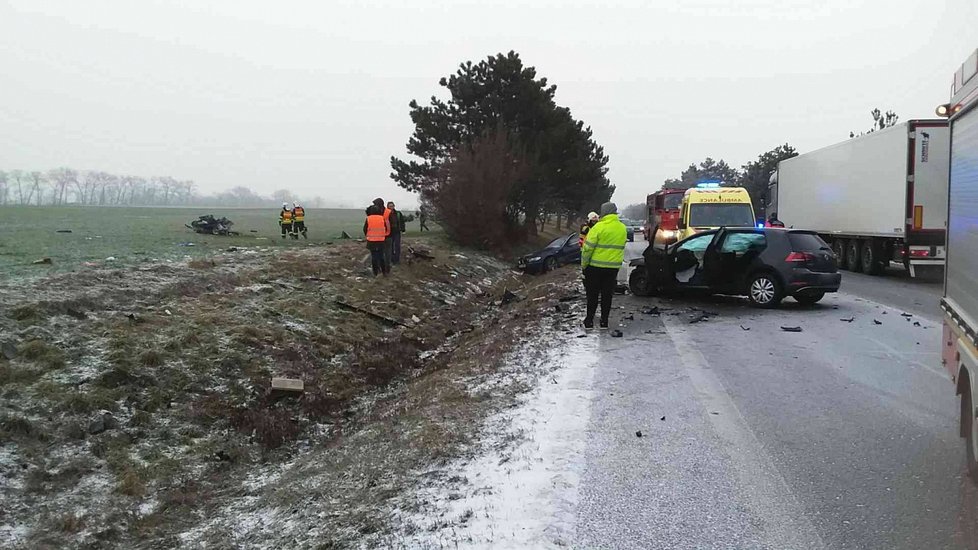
[523,246,560,259]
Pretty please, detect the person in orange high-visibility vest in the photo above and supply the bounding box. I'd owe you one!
[363,204,391,276]
[373,197,395,269]
[279,203,294,239]
[291,201,307,239]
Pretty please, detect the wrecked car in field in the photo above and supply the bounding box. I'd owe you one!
[517,233,581,274]
[628,227,841,307]
[186,215,239,236]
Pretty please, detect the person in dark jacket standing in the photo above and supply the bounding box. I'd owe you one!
[386,201,405,265]
[363,204,390,276]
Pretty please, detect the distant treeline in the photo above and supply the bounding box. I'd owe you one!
[0,168,323,207]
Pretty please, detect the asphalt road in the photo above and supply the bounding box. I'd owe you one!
[572,239,977,549]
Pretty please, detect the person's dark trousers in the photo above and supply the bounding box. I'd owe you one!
[583,266,619,325]
[383,237,393,270]
[368,242,386,276]
[281,224,291,239]
[391,232,402,264]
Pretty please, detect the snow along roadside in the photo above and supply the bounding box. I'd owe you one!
[392,333,600,548]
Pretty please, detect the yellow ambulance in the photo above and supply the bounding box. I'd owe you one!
[675,183,756,241]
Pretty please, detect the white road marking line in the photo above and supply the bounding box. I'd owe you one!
[664,322,828,550]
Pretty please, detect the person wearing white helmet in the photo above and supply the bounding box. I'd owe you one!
[291,201,307,239]
[579,211,599,247]
[279,202,294,239]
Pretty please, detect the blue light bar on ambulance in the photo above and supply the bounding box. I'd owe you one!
[696,179,722,188]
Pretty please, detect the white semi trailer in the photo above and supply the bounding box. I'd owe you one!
[770,120,949,277]
[940,49,978,479]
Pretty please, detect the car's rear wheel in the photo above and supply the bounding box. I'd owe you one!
[544,256,557,272]
[747,272,783,308]
[832,240,847,269]
[861,239,883,275]
[794,291,825,306]
[846,240,863,273]
[629,266,652,296]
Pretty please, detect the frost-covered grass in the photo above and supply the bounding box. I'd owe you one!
[0,237,573,548]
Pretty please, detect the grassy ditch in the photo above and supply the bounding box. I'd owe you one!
[0,237,576,548]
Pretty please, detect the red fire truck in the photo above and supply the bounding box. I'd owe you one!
[644,188,685,246]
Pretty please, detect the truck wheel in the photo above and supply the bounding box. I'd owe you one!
[964,381,978,481]
[846,240,863,273]
[861,240,882,275]
[832,240,847,269]
[747,272,783,308]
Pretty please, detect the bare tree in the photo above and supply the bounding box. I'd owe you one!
[48,168,77,205]
[28,171,46,205]
[0,171,7,205]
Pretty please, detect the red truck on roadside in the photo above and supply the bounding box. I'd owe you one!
[644,188,685,246]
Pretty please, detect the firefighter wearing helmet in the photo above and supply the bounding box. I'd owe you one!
[579,211,599,247]
[279,202,294,239]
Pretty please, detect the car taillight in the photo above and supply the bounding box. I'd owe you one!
[909,249,930,257]
[785,252,815,263]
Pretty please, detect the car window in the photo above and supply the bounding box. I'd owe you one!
[676,234,713,261]
[689,203,755,227]
[787,232,830,251]
[563,234,578,248]
[663,193,683,210]
[547,236,566,248]
[720,232,767,255]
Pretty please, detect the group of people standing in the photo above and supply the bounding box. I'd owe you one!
[278,202,308,239]
[363,198,406,276]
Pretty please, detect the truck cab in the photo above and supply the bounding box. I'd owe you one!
[645,188,685,246]
[676,183,756,241]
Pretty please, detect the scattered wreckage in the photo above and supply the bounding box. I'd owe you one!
[185,215,239,236]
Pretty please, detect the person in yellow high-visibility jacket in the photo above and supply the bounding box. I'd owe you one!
[581,202,627,329]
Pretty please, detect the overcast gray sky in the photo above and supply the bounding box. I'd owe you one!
[1,0,975,209]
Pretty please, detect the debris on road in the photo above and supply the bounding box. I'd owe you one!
[635,430,643,438]
[32,257,52,265]
[640,306,660,315]
[558,293,581,302]
[914,321,922,327]
[55,229,72,233]
[614,283,629,294]
[780,326,803,332]
[740,325,751,331]
[611,329,623,338]
[689,314,710,324]
[660,416,666,421]
[840,317,855,322]
[901,312,913,318]
[873,319,883,325]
